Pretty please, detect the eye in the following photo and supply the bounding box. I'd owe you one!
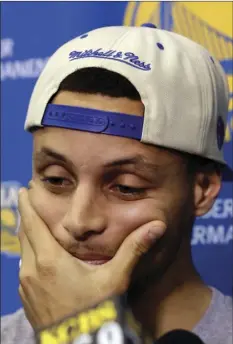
[41,176,71,186]
[116,185,145,194]
[113,184,147,200]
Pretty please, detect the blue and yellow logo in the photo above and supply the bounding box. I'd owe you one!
[1,181,21,257]
[124,2,233,144]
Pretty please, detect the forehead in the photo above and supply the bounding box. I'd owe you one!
[51,90,144,117]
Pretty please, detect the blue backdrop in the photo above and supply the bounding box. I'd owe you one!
[1,1,232,316]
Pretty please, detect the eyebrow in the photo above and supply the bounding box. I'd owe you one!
[103,155,160,175]
[34,147,76,172]
[35,147,69,163]
[34,147,161,175]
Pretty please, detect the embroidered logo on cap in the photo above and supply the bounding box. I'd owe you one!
[69,48,151,71]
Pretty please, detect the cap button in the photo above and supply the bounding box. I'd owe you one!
[141,23,157,28]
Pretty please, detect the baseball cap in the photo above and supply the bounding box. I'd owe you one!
[25,24,233,180]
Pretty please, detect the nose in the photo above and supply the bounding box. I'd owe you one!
[62,184,107,240]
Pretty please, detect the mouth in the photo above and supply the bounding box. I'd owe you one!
[81,260,111,265]
[71,254,112,265]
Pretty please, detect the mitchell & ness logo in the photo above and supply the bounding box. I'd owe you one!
[69,48,151,71]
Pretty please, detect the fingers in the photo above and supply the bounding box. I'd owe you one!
[18,187,59,256]
[18,219,36,284]
[19,222,35,270]
[107,220,166,291]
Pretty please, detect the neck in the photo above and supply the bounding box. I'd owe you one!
[130,239,212,339]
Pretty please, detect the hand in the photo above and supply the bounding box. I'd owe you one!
[18,187,166,330]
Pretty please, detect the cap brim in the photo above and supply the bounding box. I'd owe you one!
[222,164,233,182]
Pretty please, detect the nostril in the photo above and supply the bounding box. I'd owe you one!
[76,231,93,241]
[73,229,105,242]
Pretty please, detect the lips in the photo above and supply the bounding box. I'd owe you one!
[83,260,111,265]
[71,254,112,265]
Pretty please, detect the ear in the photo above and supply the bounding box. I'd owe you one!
[194,172,222,217]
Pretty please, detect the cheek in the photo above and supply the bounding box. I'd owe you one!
[107,199,166,242]
[108,188,194,254]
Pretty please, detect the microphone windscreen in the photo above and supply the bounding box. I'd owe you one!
[157,329,205,344]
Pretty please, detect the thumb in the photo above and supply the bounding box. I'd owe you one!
[109,221,166,289]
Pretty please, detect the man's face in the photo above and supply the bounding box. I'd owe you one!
[31,91,195,291]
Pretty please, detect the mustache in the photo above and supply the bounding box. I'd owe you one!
[58,239,117,258]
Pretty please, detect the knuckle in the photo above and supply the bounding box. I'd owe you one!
[36,256,56,278]
[19,271,34,288]
[132,240,148,257]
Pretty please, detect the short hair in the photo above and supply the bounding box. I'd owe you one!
[59,67,141,100]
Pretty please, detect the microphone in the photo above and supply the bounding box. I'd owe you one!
[36,295,154,344]
[36,297,206,344]
[156,329,205,344]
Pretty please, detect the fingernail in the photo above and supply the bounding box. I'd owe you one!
[148,226,165,241]
[18,187,26,195]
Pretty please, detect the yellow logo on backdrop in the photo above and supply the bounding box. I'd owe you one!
[1,181,21,256]
[124,2,233,143]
